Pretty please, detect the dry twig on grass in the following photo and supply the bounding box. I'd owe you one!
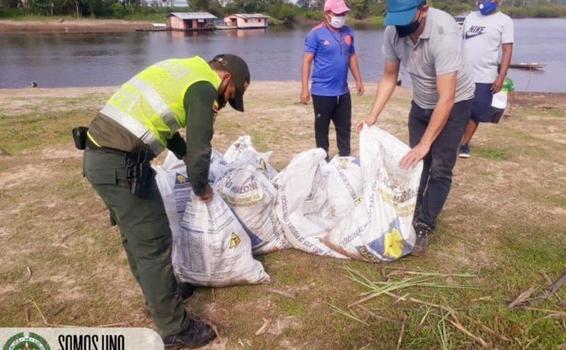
[462,315,511,343]
[327,302,368,326]
[522,306,566,315]
[508,286,537,308]
[28,298,48,325]
[51,305,66,317]
[352,304,391,321]
[449,318,491,349]
[254,318,270,336]
[25,266,32,281]
[267,288,296,299]
[548,273,566,294]
[396,315,407,350]
[415,305,433,334]
[342,268,507,349]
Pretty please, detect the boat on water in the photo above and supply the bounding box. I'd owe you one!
[509,63,546,71]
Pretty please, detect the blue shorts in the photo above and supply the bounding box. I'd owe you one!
[471,83,504,124]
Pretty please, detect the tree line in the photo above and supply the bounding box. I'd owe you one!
[1,0,565,21]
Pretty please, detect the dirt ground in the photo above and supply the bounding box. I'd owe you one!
[0,82,564,349]
[0,19,153,33]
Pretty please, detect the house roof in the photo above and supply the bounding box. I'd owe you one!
[228,13,269,19]
[168,12,218,20]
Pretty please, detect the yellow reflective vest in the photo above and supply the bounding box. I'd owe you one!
[100,56,221,155]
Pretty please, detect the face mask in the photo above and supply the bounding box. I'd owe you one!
[395,18,421,38]
[329,15,346,29]
[478,0,497,15]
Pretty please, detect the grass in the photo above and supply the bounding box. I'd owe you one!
[0,83,565,349]
[475,146,509,161]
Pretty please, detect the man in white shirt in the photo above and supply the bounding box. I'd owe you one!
[460,0,514,158]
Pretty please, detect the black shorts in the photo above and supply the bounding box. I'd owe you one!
[471,83,505,124]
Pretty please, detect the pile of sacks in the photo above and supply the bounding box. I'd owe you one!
[154,127,423,287]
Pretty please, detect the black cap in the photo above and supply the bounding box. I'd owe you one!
[210,54,250,112]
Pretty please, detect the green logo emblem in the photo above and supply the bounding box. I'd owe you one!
[3,332,50,350]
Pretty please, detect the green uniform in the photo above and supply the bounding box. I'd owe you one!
[83,57,219,337]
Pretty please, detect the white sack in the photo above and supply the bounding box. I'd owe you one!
[177,190,270,287]
[274,149,346,259]
[155,151,269,287]
[324,126,422,262]
[224,135,278,180]
[217,165,290,254]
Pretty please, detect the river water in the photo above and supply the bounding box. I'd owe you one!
[1,18,565,91]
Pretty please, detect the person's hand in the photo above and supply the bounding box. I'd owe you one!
[355,115,377,133]
[356,80,365,96]
[197,184,214,203]
[300,88,310,104]
[399,143,429,170]
[491,77,504,94]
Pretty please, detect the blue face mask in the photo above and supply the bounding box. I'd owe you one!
[479,0,497,15]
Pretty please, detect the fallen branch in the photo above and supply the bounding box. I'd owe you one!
[508,286,536,308]
[541,272,553,285]
[449,318,491,349]
[25,266,33,281]
[522,336,539,349]
[267,288,296,299]
[548,273,566,295]
[396,315,407,350]
[60,230,78,244]
[327,302,368,326]
[352,304,389,321]
[385,292,457,316]
[386,270,476,279]
[415,305,432,334]
[522,306,566,315]
[255,318,270,336]
[28,299,48,325]
[24,308,30,325]
[462,315,511,343]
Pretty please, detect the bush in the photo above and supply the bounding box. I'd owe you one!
[304,10,323,21]
[111,2,127,18]
[502,4,566,18]
[268,3,298,24]
[0,8,24,18]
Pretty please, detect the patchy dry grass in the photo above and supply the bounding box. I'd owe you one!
[0,82,565,349]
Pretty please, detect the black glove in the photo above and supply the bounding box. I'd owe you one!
[166,132,187,160]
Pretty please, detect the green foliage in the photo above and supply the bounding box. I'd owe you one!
[0,7,25,17]
[30,0,52,15]
[349,0,369,19]
[502,3,566,17]
[269,2,298,23]
[111,2,127,18]
[303,9,323,20]
[368,2,385,16]
[1,0,566,20]
[189,0,209,11]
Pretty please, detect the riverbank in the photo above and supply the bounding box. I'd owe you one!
[0,19,154,33]
[0,16,384,34]
[0,82,564,349]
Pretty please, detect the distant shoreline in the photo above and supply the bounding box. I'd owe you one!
[1,16,563,34]
[0,19,153,33]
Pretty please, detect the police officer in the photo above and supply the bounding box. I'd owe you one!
[81,54,250,349]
